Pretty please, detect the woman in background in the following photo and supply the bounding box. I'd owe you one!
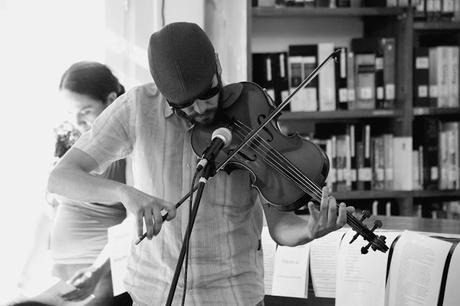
[50,61,131,305]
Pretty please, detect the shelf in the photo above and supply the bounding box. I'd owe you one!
[278,109,402,121]
[333,190,410,200]
[412,190,460,198]
[252,7,403,18]
[413,107,460,116]
[414,21,460,30]
[330,190,460,201]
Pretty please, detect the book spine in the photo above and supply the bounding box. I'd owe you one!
[414,47,430,107]
[347,51,356,110]
[318,43,336,111]
[355,54,376,109]
[382,38,396,109]
[336,47,348,110]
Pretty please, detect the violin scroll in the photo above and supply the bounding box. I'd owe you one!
[347,210,388,254]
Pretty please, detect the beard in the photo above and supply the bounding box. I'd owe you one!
[177,93,223,126]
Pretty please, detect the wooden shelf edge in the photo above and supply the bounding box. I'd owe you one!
[332,190,460,200]
[334,190,410,200]
[278,109,401,121]
[412,190,460,198]
[252,7,403,18]
[413,107,460,116]
[414,21,460,30]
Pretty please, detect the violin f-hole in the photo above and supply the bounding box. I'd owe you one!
[257,114,274,142]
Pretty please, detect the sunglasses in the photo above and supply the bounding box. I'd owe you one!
[168,77,222,109]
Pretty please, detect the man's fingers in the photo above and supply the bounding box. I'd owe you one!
[307,201,318,218]
[346,206,355,214]
[144,209,154,239]
[152,206,163,235]
[336,202,348,227]
[136,213,144,238]
[327,196,338,227]
[166,206,176,220]
[319,187,329,224]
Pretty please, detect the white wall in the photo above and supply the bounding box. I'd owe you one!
[252,17,363,52]
[0,1,106,303]
[165,0,204,27]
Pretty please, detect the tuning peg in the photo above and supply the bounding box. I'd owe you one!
[349,232,360,244]
[361,241,373,254]
[370,220,383,232]
[360,210,371,221]
[350,210,371,245]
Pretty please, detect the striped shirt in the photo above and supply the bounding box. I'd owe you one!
[74,83,265,305]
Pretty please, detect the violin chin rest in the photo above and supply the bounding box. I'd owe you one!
[221,83,243,109]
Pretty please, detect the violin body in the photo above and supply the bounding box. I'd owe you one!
[191,82,330,211]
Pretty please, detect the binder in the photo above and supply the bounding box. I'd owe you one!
[414,47,430,107]
[382,38,396,109]
[288,45,319,111]
[318,43,336,111]
[335,47,348,110]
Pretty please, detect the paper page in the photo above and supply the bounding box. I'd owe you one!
[442,243,460,306]
[271,244,310,298]
[107,217,134,296]
[309,229,347,298]
[261,226,277,295]
[336,229,400,306]
[33,278,94,306]
[386,230,452,306]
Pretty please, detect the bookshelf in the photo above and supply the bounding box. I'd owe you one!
[252,6,403,17]
[206,1,460,225]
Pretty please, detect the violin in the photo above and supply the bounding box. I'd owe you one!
[137,49,389,254]
[191,81,388,254]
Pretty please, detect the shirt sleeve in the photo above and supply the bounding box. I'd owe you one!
[73,93,134,174]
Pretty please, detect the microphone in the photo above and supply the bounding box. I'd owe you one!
[196,127,232,171]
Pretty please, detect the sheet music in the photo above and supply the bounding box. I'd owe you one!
[335,229,400,306]
[386,230,452,306]
[271,244,310,298]
[107,217,134,296]
[261,226,277,295]
[309,229,347,298]
[443,243,460,306]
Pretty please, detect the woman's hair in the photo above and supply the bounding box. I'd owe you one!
[59,61,125,103]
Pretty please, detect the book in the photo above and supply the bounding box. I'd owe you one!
[429,47,440,107]
[355,53,376,109]
[347,51,356,109]
[288,45,319,111]
[318,43,336,111]
[335,47,348,110]
[417,118,440,190]
[252,53,276,102]
[381,38,396,109]
[383,133,394,190]
[393,137,413,190]
[414,47,430,107]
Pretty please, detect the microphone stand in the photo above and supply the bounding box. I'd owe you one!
[165,161,216,306]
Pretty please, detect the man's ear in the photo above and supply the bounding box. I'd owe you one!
[215,53,222,76]
[106,92,118,105]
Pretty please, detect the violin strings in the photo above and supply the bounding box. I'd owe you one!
[230,125,364,232]
[231,121,325,199]
[231,121,365,231]
[230,124,321,199]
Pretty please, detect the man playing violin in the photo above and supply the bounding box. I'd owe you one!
[48,22,354,306]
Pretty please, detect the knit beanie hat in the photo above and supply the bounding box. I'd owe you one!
[148,22,216,106]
